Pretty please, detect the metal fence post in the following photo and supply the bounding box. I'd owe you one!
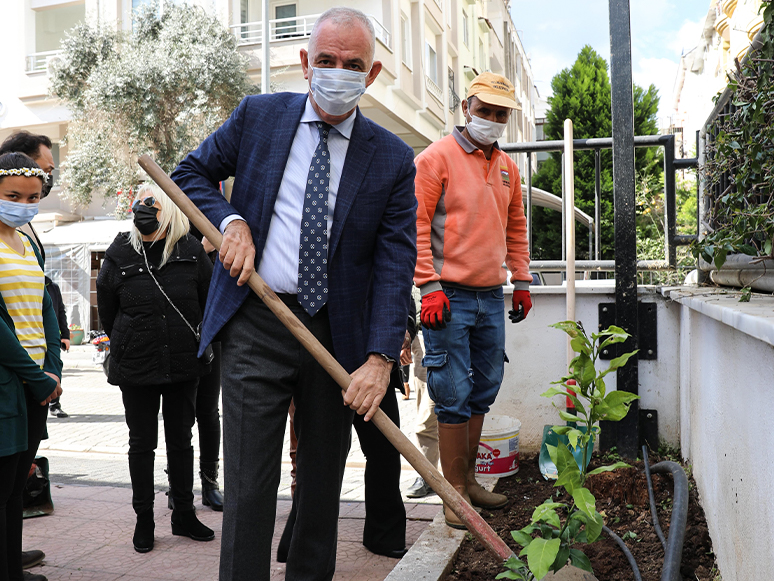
[604,0,639,458]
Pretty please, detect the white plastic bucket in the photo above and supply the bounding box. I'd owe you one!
[475,415,521,477]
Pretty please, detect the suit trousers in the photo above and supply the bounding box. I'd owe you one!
[218,294,354,581]
[352,373,406,552]
[282,375,406,555]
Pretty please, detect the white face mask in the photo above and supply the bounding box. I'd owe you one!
[465,111,507,146]
[310,66,368,117]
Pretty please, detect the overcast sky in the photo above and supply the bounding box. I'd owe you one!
[509,0,713,121]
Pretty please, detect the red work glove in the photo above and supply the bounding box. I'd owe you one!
[509,290,532,323]
[421,290,452,330]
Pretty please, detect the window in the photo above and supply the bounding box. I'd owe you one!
[425,43,438,83]
[479,39,486,70]
[462,9,469,47]
[35,3,86,53]
[274,4,297,38]
[401,14,411,67]
[240,0,249,23]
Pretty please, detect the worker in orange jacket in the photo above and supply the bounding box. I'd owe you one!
[414,72,532,529]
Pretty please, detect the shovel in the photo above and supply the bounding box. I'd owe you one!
[138,155,514,563]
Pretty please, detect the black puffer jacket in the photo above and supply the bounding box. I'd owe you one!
[96,232,213,387]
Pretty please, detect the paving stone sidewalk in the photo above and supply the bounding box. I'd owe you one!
[23,346,442,580]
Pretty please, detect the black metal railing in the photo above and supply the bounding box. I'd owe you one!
[500,134,699,273]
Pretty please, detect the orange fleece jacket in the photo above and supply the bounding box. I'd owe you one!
[414,129,531,295]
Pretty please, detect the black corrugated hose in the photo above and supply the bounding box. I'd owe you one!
[642,447,668,552]
[642,446,690,581]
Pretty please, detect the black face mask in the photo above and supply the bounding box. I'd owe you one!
[41,180,52,199]
[133,205,160,235]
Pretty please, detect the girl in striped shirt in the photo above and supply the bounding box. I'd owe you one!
[0,152,62,581]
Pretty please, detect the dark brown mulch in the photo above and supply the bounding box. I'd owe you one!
[445,452,717,581]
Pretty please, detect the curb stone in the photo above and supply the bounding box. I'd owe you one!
[387,477,500,581]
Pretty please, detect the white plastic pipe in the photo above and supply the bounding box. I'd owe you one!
[564,119,576,369]
[262,0,270,94]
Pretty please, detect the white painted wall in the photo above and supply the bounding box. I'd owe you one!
[671,288,774,581]
[496,285,681,453]
[496,284,774,579]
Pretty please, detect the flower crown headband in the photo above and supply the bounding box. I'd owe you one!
[0,167,49,180]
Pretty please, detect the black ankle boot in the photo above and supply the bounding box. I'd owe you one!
[200,461,224,512]
[171,509,215,541]
[133,509,155,553]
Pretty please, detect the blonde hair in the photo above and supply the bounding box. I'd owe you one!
[129,183,190,267]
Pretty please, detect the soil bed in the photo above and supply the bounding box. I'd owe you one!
[446,452,716,581]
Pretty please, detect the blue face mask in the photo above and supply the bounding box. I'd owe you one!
[310,66,368,116]
[0,199,40,228]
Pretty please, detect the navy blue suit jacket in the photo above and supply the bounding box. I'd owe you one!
[171,93,417,373]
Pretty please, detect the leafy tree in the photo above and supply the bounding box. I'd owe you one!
[50,1,256,211]
[531,46,661,260]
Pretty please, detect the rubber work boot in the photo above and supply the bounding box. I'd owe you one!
[438,421,471,530]
[467,414,508,508]
[200,461,224,511]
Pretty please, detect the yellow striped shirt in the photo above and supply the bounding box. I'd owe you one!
[0,233,46,367]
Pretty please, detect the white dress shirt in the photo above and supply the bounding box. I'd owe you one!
[220,96,356,294]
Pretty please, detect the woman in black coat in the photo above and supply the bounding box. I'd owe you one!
[96,184,213,553]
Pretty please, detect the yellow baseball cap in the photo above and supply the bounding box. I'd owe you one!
[468,72,521,110]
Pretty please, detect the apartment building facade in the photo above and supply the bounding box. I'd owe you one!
[0,0,537,333]
[1,0,538,182]
[669,0,764,148]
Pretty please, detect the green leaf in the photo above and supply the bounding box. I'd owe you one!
[599,350,639,378]
[511,530,534,547]
[559,411,582,423]
[531,504,563,529]
[555,466,581,496]
[498,556,529,580]
[569,549,594,573]
[526,537,562,580]
[566,428,584,450]
[570,336,590,355]
[551,543,571,572]
[550,321,581,339]
[555,442,580,478]
[585,511,604,543]
[551,425,573,435]
[571,488,598,521]
[541,387,568,399]
[601,391,641,421]
[587,461,631,476]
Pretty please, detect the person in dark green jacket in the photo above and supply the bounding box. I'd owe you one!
[0,152,63,581]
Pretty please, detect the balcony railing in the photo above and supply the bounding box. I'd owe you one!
[26,50,63,74]
[425,76,443,104]
[231,14,391,51]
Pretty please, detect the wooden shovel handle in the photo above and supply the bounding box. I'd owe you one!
[138,154,515,563]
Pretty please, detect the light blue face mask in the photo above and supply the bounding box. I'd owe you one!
[0,199,40,228]
[310,66,368,117]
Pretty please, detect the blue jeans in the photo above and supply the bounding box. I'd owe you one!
[423,286,507,424]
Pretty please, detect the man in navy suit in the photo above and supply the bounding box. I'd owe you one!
[171,7,417,581]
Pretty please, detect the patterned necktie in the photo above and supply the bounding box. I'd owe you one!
[297,121,332,316]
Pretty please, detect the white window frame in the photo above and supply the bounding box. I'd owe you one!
[425,42,438,84]
[462,9,469,47]
[401,13,412,68]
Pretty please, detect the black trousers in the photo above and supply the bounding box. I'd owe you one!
[2,389,47,581]
[353,371,406,552]
[196,342,222,465]
[218,294,353,581]
[120,381,197,514]
[280,374,406,555]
